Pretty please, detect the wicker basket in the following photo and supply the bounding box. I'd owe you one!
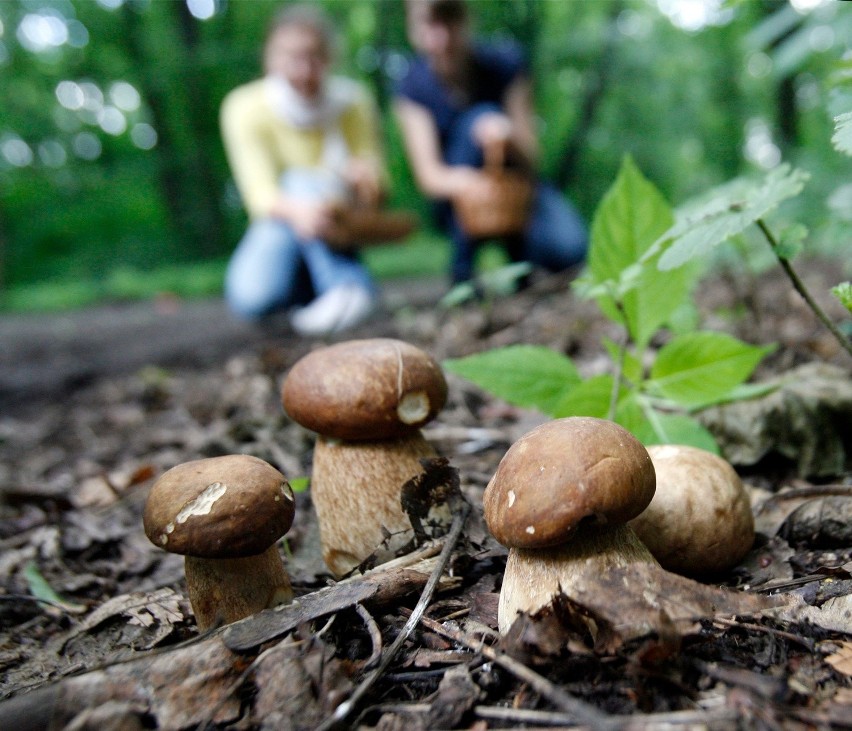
[453,143,534,239]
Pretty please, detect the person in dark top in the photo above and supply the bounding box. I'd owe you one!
[394,0,588,284]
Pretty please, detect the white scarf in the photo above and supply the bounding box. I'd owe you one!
[265,74,361,175]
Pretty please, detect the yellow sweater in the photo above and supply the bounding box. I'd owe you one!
[220,78,383,219]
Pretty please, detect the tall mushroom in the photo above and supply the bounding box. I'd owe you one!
[483,417,658,635]
[282,338,448,577]
[628,444,755,577]
[143,454,295,631]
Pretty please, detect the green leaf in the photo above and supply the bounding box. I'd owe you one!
[612,393,652,438]
[552,375,615,419]
[24,562,86,613]
[833,111,852,156]
[439,281,477,308]
[648,332,774,408]
[657,164,810,271]
[775,223,808,261]
[632,411,720,453]
[584,156,696,348]
[443,345,581,416]
[602,337,643,385]
[289,476,310,493]
[832,282,852,315]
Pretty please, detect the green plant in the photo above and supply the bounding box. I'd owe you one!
[444,157,774,451]
[654,105,852,359]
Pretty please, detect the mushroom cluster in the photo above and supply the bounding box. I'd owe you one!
[143,454,295,631]
[628,444,754,577]
[282,338,448,577]
[483,417,658,635]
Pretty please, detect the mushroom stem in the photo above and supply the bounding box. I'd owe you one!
[498,523,657,635]
[311,432,437,577]
[185,545,293,631]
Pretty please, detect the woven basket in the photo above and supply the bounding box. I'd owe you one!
[453,143,534,239]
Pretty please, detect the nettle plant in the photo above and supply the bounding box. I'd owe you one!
[445,156,776,452]
[446,95,852,452]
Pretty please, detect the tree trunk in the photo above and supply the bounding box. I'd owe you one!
[121,3,228,260]
[553,0,625,190]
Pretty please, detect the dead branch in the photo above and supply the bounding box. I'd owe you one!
[315,500,471,730]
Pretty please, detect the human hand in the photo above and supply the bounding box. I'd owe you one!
[444,166,490,199]
[472,112,513,149]
[344,157,383,208]
[284,199,339,241]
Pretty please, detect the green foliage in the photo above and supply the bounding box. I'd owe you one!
[439,262,533,308]
[443,157,772,450]
[833,282,852,315]
[645,332,773,409]
[24,562,86,613]
[444,345,581,416]
[832,112,852,156]
[1,0,850,309]
[289,477,310,494]
[656,164,810,271]
[581,155,693,349]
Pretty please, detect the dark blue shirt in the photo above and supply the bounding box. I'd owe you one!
[395,42,526,151]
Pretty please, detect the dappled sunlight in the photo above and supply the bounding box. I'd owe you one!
[654,0,733,32]
[744,118,782,170]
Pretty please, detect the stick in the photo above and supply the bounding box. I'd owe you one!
[315,501,471,731]
[757,218,852,360]
[415,613,614,729]
[355,603,383,670]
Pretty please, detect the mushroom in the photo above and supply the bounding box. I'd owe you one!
[628,444,754,577]
[482,417,658,635]
[143,454,295,631]
[281,338,447,577]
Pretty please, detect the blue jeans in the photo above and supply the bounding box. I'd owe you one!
[225,171,374,320]
[439,104,589,283]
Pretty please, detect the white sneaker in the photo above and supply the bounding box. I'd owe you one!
[289,283,376,337]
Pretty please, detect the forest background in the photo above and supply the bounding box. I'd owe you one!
[0,0,849,312]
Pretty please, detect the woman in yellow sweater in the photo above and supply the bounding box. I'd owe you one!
[220,5,385,335]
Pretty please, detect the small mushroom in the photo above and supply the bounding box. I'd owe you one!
[628,444,755,577]
[483,417,658,635]
[282,338,447,577]
[143,454,295,631]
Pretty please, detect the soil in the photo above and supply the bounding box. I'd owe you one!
[1,259,852,730]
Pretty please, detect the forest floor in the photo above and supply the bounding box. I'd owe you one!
[1,258,852,730]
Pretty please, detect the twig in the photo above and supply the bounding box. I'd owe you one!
[757,218,852,360]
[415,613,614,729]
[355,603,383,670]
[607,296,632,422]
[711,616,814,650]
[474,704,741,729]
[315,501,471,730]
[754,484,852,513]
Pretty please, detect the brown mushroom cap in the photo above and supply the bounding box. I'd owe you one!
[483,417,655,549]
[281,338,448,441]
[628,444,754,576]
[143,455,295,559]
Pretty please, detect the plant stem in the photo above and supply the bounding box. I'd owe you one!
[608,299,632,421]
[756,218,852,360]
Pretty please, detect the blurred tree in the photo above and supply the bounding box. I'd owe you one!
[0,0,848,305]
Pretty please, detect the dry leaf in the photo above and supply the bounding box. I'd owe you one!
[833,687,852,705]
[784,593,852,635]
[125,590,183,628]
[58,589,183,651]
[826,642,852,676]
[566,562,785,650]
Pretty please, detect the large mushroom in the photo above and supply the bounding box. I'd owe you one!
[282,338,448,577]
[483,417,658,635]
[143,454,295,631]
[628,444,755,577]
